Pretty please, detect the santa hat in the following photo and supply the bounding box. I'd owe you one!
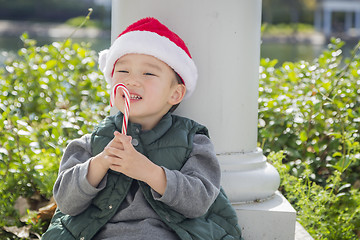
[99,17,198,99]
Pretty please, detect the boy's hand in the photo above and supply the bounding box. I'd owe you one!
[87,131,127,187]
[106,131,150,180]
[104,131,167,195]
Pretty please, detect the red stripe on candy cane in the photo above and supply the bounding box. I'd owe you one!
[111,83,130,135]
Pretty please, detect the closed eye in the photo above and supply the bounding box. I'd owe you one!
[117,70,129,73]
[144,72,157,76]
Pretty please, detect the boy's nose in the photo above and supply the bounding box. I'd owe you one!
[123,76,140,87]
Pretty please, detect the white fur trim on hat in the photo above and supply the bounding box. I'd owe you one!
[98,31,197,99]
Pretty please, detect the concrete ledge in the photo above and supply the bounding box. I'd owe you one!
[295,222,313,240]
[233,191,296,240]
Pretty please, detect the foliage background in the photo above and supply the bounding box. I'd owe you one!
[0,33,359,239]
[0,34,109,239]
[259,38,360,238]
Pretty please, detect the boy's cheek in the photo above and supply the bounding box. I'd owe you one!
[114,95,125,109]
[111,73,125,83]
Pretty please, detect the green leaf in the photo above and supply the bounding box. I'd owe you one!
[333,156,352,172]
[299,130,308,142]
[55,147,61,155]
[288,71,297,82]
[46,59,57,69]
[332,152,342,158]
[338,183,351,192]
[77,48,86,58]
[322,81,331,91]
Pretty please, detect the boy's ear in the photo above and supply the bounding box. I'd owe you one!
[169,84,186,105]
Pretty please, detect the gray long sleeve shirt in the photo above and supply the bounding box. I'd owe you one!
[53,134,221,240]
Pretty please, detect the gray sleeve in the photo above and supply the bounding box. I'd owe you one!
[152,134,221,218]
[53,134,107,216]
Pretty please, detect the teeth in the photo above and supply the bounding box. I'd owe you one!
[130,94,141,100]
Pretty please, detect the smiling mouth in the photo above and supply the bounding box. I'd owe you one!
[127,94,142,100]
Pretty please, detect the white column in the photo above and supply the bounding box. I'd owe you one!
[314,7,322,31]
[111,1,296,239]
[112,0,279,203]
[323,8,332,36]
[345,12,353,33]
[355,11,360,31]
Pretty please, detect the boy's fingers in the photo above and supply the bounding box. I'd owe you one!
[105,145,121,157]
[105,131,125,151]
[110,131,126,145]
[115,133,133,149]
[112,131,122,142]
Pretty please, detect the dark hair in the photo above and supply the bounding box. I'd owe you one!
[169,72,184,113]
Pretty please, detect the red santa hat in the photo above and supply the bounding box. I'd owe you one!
[98,17,198,99]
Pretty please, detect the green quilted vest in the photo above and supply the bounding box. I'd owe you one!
[42,112,243,240]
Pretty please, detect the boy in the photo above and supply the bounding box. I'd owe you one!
[43,17,243,240]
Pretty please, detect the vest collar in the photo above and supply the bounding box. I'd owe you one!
[113,111,173,145]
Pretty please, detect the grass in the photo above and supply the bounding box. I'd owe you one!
[262,23,316,36]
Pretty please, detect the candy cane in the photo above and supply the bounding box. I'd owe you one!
[111,83,130,135]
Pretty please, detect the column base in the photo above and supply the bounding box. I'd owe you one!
[233,191,296,240]
[219,148,280,202]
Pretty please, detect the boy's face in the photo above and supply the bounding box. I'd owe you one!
[112,54,186,130]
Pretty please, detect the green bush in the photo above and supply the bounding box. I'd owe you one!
[259,38,360,185]
[0,33,109,238]
[269,151,360,239]
[259,39,360,238]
